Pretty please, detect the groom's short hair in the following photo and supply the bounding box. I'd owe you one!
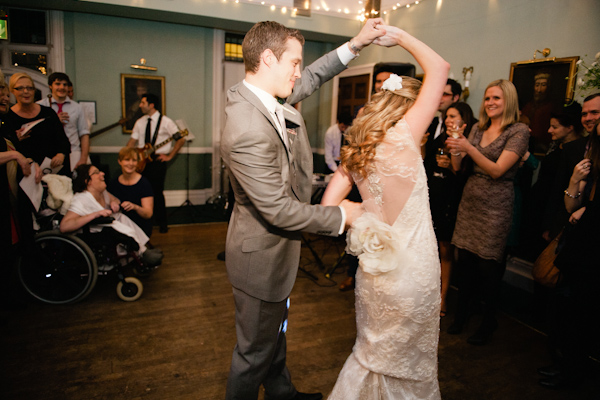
[242,21,305,74]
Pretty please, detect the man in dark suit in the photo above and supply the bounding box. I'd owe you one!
[423,78,461,175]
[220,20,384,400]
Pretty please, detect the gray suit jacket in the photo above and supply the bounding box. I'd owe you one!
[221,49,346,302]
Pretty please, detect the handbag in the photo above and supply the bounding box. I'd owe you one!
[532,230,563,288]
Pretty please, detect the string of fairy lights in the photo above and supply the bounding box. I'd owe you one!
[221,1,427,21]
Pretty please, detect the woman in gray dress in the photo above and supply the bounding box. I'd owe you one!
[445,79,529,345]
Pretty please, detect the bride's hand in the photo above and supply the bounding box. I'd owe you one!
[372,25,404,47]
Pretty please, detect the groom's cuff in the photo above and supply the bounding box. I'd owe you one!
[337,205,346,235]
[336,43,358,66]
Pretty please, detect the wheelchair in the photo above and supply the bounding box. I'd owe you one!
[18,181,156,305]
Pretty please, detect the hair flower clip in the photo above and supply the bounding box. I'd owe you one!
[381,74,403,91]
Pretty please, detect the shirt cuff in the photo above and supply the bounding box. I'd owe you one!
[336,42,358,66]
[338,205,346,235]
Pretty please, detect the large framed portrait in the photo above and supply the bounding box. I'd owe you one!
[509,56,579,153]
[121,74,166,134]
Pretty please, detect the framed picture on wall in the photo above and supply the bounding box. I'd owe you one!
[509,56,579,109]
[121,74,166,134]
[509,56,579,153]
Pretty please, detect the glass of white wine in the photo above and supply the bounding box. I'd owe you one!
[449,119,463,156]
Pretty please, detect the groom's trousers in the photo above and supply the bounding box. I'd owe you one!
[226,287,296,400]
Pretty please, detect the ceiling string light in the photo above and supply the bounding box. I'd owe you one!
[220,1,426,21]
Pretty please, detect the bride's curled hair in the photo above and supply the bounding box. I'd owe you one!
[340,76,422,178]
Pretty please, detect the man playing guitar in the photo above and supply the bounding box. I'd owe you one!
[127,93,185,233]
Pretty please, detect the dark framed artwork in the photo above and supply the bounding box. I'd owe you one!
[121,74,166,134]
[509,56,579,153]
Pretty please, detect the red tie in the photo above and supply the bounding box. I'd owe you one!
[56,102,64,114]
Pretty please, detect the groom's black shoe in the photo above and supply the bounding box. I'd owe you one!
[292,392,323,400]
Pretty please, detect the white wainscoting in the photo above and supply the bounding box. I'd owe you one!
[164,189,213,208]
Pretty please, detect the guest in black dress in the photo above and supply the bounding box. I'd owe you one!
[428,101,475,316]
[108,147,154,238]
[537,121,600,389]
[3,73,70,175]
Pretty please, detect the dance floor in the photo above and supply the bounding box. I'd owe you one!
[1,223,598,399]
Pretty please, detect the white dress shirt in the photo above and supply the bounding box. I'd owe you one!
[130,111,179,154]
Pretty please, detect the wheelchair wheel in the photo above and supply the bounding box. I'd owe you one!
[116,277,143,301]
[19,232,98,305]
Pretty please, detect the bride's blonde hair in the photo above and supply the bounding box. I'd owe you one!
[341,76,421,178]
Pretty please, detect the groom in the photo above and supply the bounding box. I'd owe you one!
[221,20,384,399]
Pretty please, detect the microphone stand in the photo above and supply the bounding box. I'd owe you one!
[169,134,201,221]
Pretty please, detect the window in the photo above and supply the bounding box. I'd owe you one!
[9,8,46,45]
[225,33,244,63]
[1,8,50,75]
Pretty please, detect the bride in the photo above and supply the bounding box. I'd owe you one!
[321,26,449,399]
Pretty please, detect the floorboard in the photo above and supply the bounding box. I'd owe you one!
[1,223,597,399]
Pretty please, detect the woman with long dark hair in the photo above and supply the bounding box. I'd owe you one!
[429,101,475,316]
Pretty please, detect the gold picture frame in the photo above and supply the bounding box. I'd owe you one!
[509,56,579,154]
[509,56,579,109]
[121,74,166,134]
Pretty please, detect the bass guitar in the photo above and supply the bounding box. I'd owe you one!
[136,129,189,172]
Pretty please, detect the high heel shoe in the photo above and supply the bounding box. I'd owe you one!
[339,277,355,291]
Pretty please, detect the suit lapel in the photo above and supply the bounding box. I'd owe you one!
[237,84,291,159]
[236,83,304,200]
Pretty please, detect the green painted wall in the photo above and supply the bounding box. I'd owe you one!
[63,12,214,190]
[357,0,600,112]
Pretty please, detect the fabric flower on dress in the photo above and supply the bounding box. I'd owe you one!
[381,74,403,92]
[346,213,404,275]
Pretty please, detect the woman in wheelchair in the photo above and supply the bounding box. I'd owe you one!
[60,164,163,268]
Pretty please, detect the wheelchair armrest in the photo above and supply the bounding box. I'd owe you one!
[88,216,115,225]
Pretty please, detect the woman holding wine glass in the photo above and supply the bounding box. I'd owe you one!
[428,102,475,317]
[445,80,529,345]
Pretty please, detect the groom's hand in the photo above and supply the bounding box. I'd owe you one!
[351,18,386,51]
[340,199,363,229]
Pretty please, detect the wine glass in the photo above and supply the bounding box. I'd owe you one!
[449,119,463,156]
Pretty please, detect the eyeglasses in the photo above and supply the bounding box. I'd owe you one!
[441,92,454,97]
[14,86,35,92]
[89,169,101,176]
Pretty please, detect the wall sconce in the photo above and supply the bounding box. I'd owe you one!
[533,48,551,60]
[130,58,157,71]
[462,66,473,101]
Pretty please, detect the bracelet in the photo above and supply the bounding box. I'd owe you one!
[564,188,581,199]
[349,40,361,55]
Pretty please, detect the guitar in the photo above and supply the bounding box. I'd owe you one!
[136,129,189,172]
[89,117,128,139]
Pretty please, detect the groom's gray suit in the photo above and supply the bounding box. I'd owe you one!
[221,49,347,399]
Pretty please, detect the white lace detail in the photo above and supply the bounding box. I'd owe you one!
[329,119,441,400]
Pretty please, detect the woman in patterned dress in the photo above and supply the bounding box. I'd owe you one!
[445,80,529,345]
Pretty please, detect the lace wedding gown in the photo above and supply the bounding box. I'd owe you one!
[329,119,441,399]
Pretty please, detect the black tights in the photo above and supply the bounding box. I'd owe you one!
[453,249,506,330]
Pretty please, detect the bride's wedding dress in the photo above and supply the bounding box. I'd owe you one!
[329,119,441,399]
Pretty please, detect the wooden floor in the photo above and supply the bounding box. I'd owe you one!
[1,223,597,399]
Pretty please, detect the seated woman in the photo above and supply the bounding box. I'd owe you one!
[108,147,154,237]
[60,164,162,267]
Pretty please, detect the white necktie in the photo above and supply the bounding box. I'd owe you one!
[274,104,289,149]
